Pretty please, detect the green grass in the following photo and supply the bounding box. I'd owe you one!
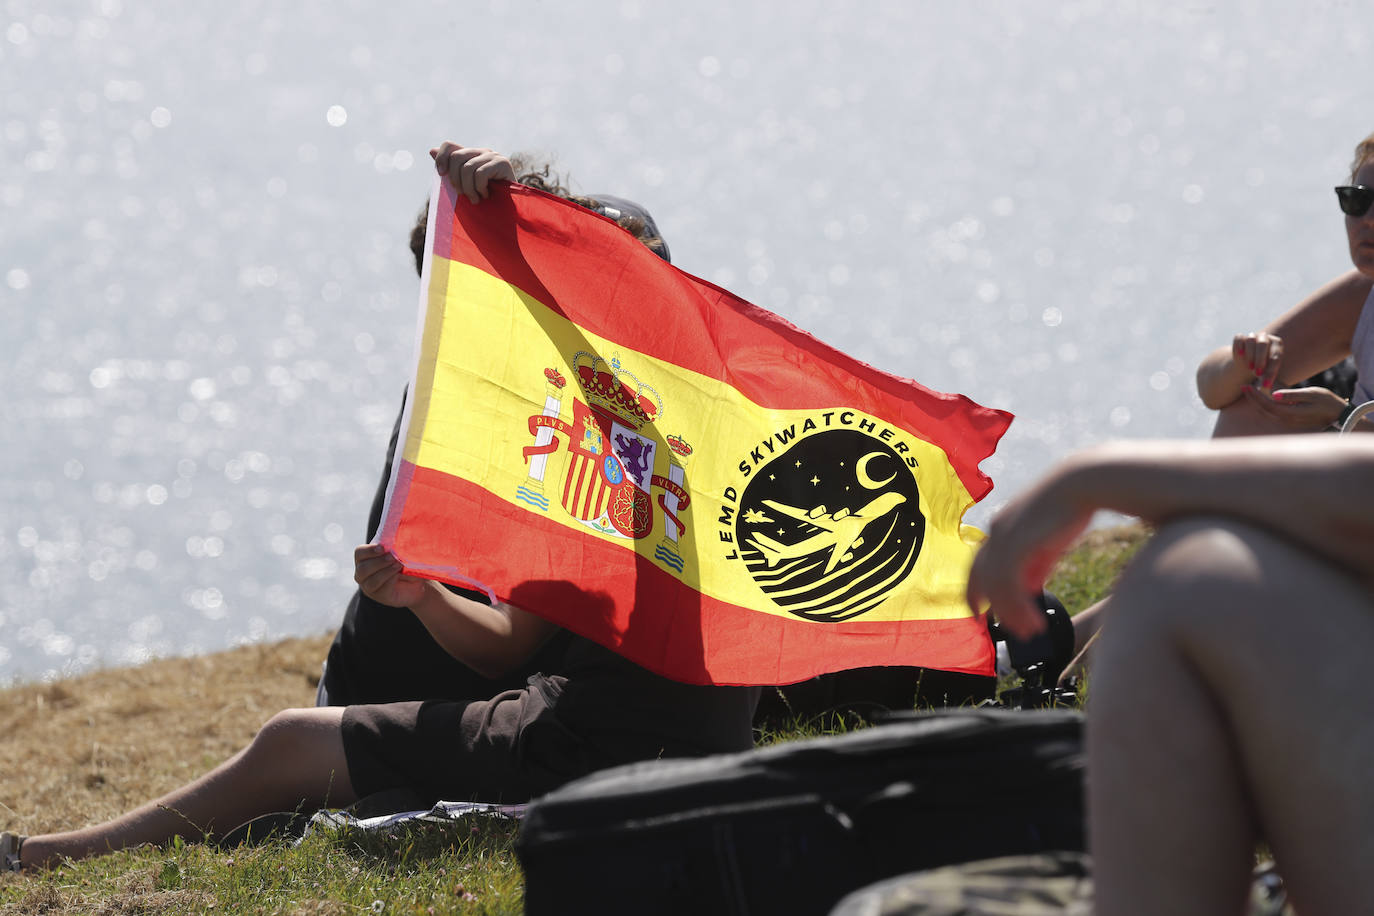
[0,525,1148,915]
[2,813,526,915]
[1046,522,1148,615]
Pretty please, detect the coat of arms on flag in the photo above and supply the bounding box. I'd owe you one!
[375,175,1013,686]
[516,354,695,575]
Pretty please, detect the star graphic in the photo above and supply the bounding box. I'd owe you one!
[810,475,820,486]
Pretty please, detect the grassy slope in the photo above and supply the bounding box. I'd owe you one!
[0,524,1148,915]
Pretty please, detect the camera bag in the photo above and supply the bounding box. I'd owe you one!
[516,707,1084,916]
[752,593,1072,729]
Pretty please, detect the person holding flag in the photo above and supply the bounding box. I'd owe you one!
[315,144,676,709]
[1,144,759,871]
[324,138,1007,709]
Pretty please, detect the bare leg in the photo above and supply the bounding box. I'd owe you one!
[20,707,356,869]
[1091,518,1374,916]
[1069,599,1107,654]
[1051,599,1108,686]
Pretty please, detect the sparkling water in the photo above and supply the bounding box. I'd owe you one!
[2,0,1369,683]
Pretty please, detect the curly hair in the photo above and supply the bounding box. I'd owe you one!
[408,153,667,275]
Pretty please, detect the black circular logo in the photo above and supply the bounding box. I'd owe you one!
[735,429,924,621]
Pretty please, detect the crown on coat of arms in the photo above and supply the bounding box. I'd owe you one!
[666,435,693,457]
[572,351,662,430]
[544,367,567,389]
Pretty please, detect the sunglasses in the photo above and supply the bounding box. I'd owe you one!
[1335,185,1374,218]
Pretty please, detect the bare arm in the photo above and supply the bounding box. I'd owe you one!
[968,436,1374,638]
[1195,270,1371,409]
[353,544,559,678]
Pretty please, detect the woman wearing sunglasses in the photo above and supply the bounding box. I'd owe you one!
[1060,134,1374,678]
[1196,131,1374,434]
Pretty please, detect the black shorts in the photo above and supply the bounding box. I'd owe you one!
[340,675,591,805]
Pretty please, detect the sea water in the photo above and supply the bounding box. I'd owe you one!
[2,0,1369,683]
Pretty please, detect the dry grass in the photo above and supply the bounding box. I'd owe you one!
[0,634,332,837]
[0,632,532,913]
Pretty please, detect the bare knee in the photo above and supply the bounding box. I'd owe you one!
[1100,516,1358,676]
[246,707,343,764]
[237,706,353,804]
[249,709,304,757]
[1109,519,1259,631]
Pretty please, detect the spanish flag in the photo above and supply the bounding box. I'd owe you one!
[376,177,1013,686]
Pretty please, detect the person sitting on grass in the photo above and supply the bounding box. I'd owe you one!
[1063,130,1374,668]
[0,142,757,873]
[1197,128,1374,435]
[967,435,1374,916]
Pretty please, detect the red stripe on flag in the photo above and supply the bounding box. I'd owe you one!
[381,461,993,686]
[433,180,1011,501]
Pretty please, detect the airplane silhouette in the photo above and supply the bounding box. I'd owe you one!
[746,492,907,574]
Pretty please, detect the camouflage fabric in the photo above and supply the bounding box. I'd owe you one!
[828,853,1295,916]
[828,853,1092,916]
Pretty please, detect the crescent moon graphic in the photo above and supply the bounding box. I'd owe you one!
[855,452,897,489]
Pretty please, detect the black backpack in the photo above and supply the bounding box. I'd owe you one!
[517,708,1085,916]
